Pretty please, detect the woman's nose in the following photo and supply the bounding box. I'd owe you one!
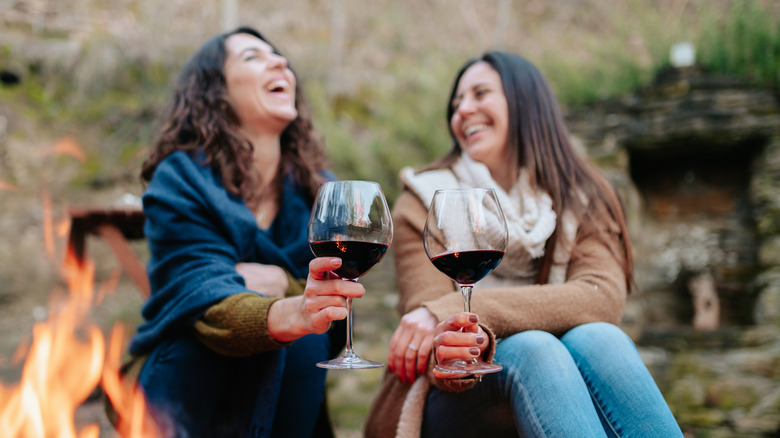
[456,96,476,117]
[268,53,288,69]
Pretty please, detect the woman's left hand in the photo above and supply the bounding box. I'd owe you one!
[388,307,437,384]
[236,262,289,298]
[432,312,487,380]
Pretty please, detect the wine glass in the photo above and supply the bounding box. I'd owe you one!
[423,188,507,375]
[308,180,393,369]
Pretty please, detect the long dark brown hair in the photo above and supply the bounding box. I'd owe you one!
[426,51,633,289]
[140,26,328,206]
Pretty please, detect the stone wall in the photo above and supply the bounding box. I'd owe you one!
[566,66,780,437]
[567,67,780,437]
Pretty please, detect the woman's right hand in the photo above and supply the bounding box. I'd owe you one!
[388,307,437,384]
[266,257,365,342]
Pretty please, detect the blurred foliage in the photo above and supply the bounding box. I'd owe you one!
[310,60,453,202]
[3,0,778,205]
[697,0,780,91]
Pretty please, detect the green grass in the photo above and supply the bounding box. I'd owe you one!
[697,0,780,91]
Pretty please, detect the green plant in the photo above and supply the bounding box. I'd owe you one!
[697,0,780,90]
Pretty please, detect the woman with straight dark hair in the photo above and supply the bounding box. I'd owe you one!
[365,52,683,437]
[110,26,359,437]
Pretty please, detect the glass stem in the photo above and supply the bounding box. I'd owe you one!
[343,279,358,357]
[460,285,473,313]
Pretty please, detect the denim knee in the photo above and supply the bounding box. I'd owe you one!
[560,322,637,362]
[496,330,572,368]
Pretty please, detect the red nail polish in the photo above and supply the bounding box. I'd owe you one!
[469,314,478,323]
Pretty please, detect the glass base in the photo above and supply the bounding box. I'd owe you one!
[316,352,384,370]
[435,358,502,375]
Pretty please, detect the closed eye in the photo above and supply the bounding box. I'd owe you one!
[240,47,270,63]
[474,87,491,99]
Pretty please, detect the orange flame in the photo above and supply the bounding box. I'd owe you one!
[39,137,87,163]
[41,189,55,260]
[102,324,160,437]
[0,236,159,437]
[0,181,20,192]
[0,248,104,437]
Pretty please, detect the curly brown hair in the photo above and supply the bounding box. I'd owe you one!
[140,26,329,206]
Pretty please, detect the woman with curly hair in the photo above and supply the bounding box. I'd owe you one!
[117,26,357,438]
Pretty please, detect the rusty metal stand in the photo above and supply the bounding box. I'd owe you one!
[67,207,149,298]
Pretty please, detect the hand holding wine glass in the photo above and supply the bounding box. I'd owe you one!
[308,180,393,369]
[423,188,507,375]
[431,312,488,379]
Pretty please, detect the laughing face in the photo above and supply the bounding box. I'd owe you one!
[449,61,510,176]
[223,33,297,136]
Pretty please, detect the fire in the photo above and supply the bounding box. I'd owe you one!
[0,234,159,437]
[0,181,20,192]
[39,137,87,163]
[0,136,159,437]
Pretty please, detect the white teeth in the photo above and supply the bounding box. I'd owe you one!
[267,79,289,92]
[464,124,487,138]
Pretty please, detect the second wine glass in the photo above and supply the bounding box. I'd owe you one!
[423,188,507,375]
[308,180,393,369]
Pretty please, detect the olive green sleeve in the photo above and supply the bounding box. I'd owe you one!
[285,270,307,297]
[193,268,308,356]
[193,293,291,356]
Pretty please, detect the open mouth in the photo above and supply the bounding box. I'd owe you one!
[463,124,487,140]
[266,79,290,94]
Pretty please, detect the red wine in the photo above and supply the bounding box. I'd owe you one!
[430,250,504,285]
[310,240,388,280]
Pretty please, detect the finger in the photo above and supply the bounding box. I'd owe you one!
[306,276,365,299]
[436,345,482,365]
[309,307,348,333]
[305,295,348,314]
[403,338,423,383]
[415,334,435,376]
[391,330,416,383]
[388,324,404,356]
[308,257,342,280]
[435,312,479,335]
[435,330,484,348]
[387,327,405,374]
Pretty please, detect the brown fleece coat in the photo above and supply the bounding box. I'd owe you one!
[364,188,628,438]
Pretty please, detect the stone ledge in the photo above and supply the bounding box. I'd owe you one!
[637,325,780,352]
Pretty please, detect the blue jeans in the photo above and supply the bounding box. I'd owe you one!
[422,322,683,437]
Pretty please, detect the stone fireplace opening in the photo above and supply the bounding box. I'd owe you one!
[627,135,765,328]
